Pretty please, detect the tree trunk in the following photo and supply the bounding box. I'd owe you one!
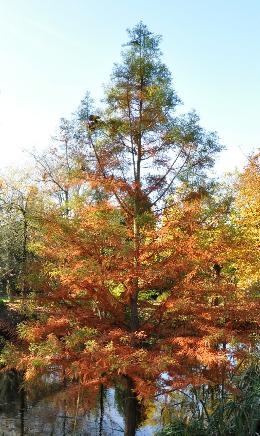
[20,383,26,436]
[124,376,138,436]
[64,189,70,217]
[130,293,139,331]
[99,383,104,436]
[21,212,28,299]
[130,214,140,332]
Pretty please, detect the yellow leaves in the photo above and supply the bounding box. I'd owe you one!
[64,327,97,351]
[28,334,61,360]
[230,152,260,290]
[24,365,38,382]
[18,322,36,341]
[0,342,22,368]
[107,281,125,297]
[84,340,98,352]
[120,334,131,345]
[146,84,160,98]
[129,330,147,340]
[104,340,114,352]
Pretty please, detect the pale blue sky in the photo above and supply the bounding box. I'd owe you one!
[0,0,259,173]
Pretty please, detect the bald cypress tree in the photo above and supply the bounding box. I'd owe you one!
[81,22,222,332]
[15,24,252,436]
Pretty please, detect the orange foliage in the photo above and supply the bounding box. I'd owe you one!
[19,188,259,399]
[15,24,259,402]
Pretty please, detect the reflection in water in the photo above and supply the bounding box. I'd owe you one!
[1,366,259,435]
[1,340,259,435]
[0,371,157,435]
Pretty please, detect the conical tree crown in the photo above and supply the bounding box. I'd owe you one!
[106,22,178,130]
[85,22,221,208]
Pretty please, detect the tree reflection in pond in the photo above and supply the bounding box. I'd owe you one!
[0,363,259,435]
[0,371,157,435]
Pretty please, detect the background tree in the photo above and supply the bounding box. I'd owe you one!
[230,152,260,291]
[31,117,91,217]
[0,171,42,297]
